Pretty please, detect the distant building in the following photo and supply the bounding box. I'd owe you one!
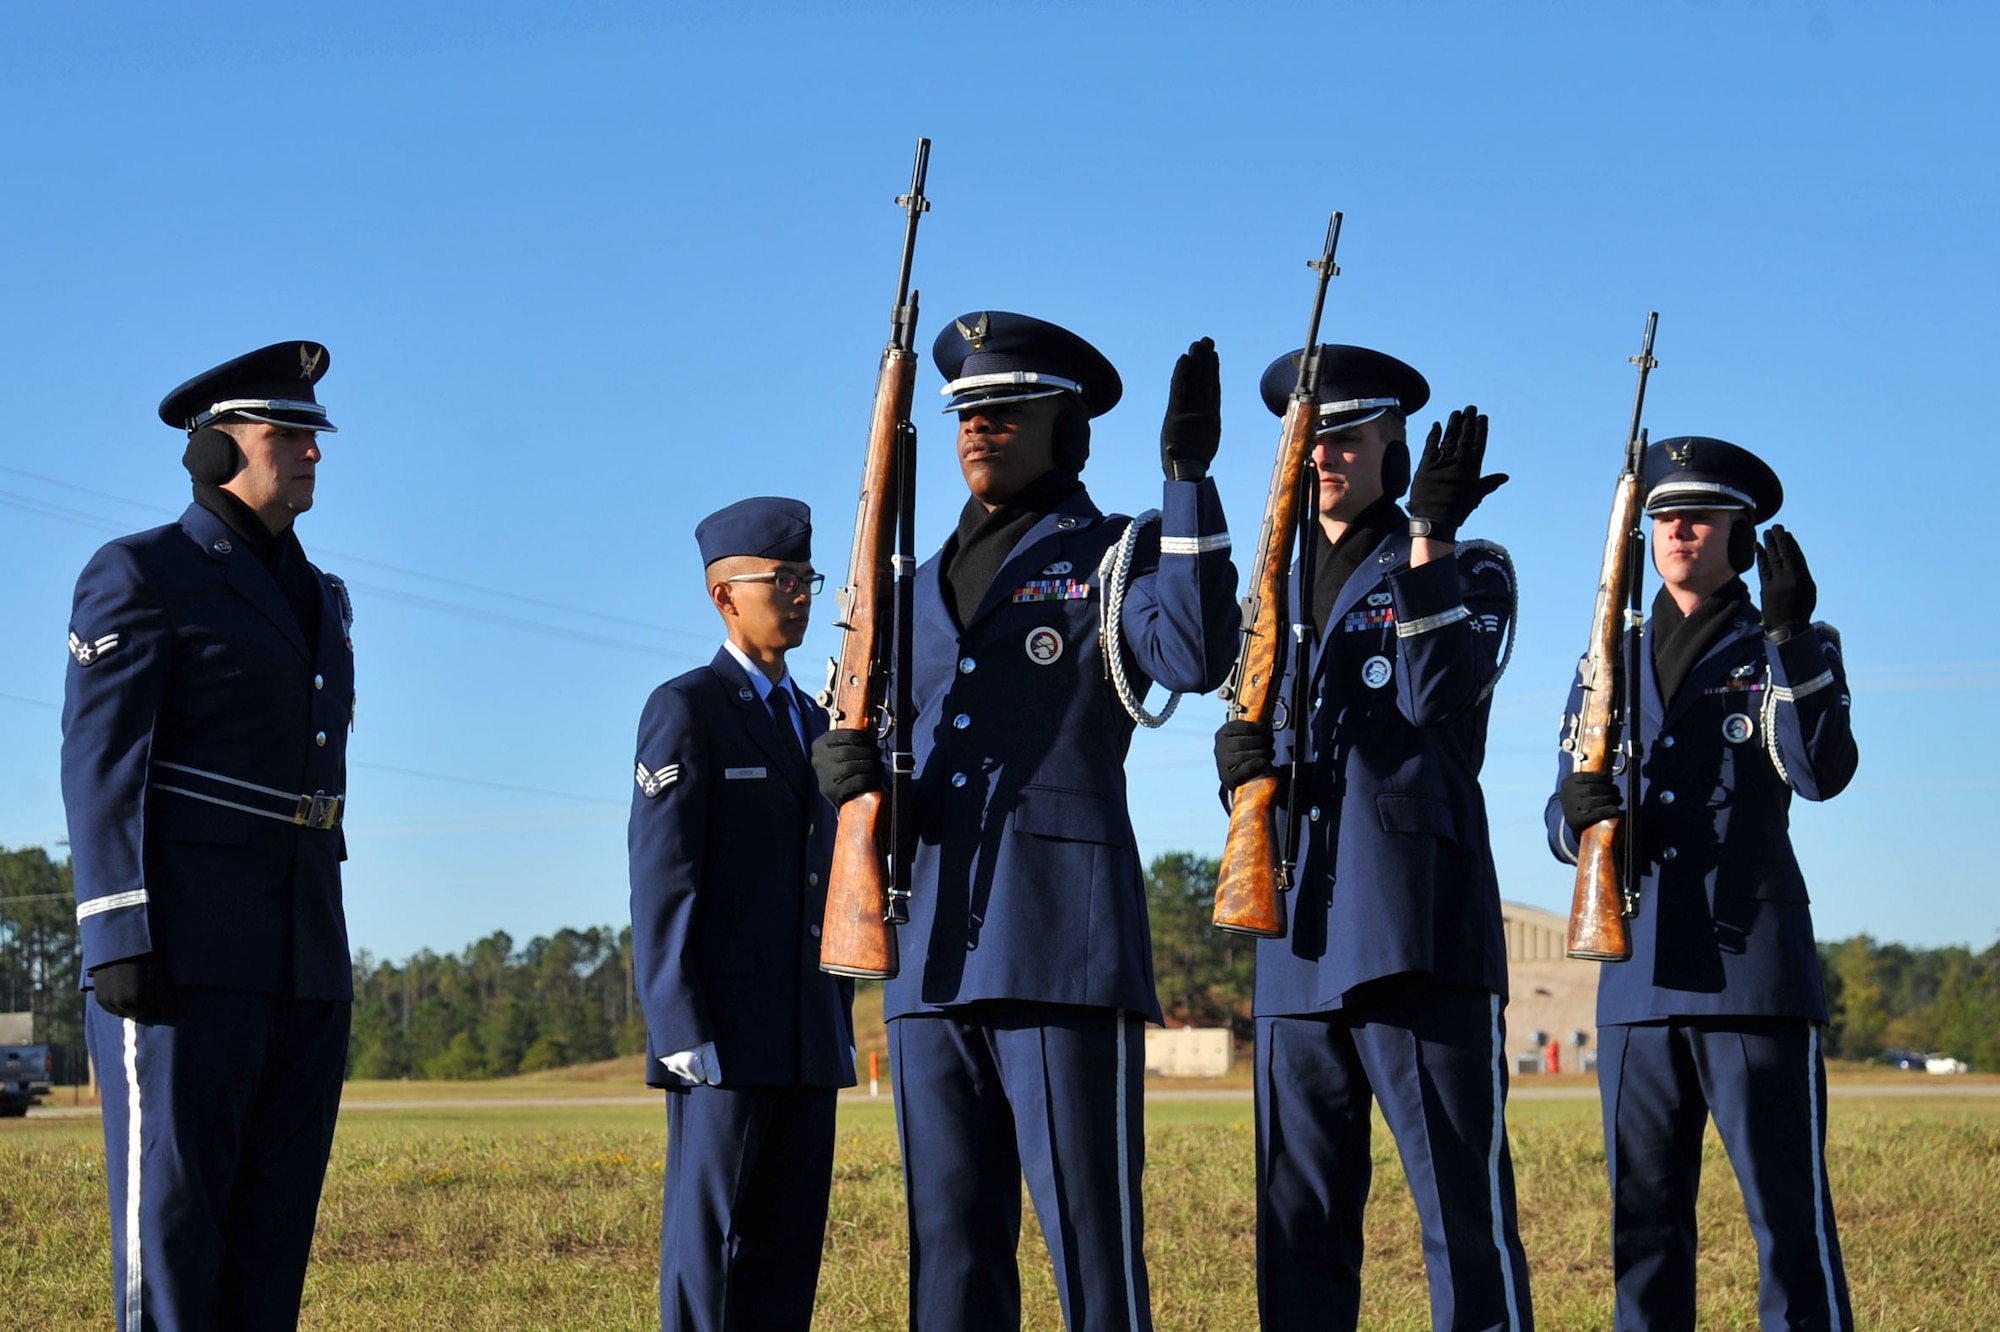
[1501,902,1600,1072]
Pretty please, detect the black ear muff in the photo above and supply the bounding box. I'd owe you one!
[1381,438,1411,501]
[182,427,244,484]
[1728,516,1757,573]
[1052,404,1091,474]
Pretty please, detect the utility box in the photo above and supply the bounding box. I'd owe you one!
[1144,1027,1233,1077]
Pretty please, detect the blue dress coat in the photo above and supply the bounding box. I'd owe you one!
[1544,601,1857,1023]
[62,502,355,1000]
[885,477,1239,1022]
[1254,534,1517,1015]
[628,649,855,1089]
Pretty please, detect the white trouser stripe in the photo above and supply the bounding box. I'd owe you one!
[1487,994,1523,1332]
[122,1018,142,1329]
[1808,1027,1843,1329]
[1114,1009,1140,1332]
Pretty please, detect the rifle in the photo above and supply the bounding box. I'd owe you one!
[1212,212,1344,937]
[1564,312,1659,962]
[816,138,930,979]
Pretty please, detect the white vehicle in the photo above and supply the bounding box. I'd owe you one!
[1925,1054,1970,1075]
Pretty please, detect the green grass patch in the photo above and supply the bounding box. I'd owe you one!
[6,1097,1997,1328]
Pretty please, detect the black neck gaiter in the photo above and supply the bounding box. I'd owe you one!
[1311,496,1404,637]
[940,471,1084,628]
[1651,577,1750,704]
[193,484,323,645]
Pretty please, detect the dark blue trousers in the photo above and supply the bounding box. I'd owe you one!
[1256,987,1533,1332]
[660,1083,836,1332]
[84,987,348,1332]
[890,1002,1149,1332]
[1599,1019,1852,1331]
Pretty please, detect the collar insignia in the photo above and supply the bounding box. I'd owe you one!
[68,631,120,666]
[635,760,681,799]
[956,313,990,350]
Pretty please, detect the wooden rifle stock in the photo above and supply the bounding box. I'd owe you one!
[1563,312,1659,963]
[1212,393,1317,937]
[817,139,930,980]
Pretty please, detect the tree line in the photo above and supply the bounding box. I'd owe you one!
[4,845,1997,1079]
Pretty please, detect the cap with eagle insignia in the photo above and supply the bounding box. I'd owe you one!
[933,311,1123,417]
[158,340,339,434]
[1258,344,1430,434]
[1643,436,1784,520]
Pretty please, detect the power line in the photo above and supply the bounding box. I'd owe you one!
[349,759,623,806]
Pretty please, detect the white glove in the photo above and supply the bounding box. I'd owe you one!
[661,1041,722,1086]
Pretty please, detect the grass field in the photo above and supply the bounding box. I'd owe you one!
[7,1071,1999,1329]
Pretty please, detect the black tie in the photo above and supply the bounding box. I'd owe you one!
[768,685,806,770]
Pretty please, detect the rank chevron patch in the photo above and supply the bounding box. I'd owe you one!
[635,760,681,799]
[68,631,120,666]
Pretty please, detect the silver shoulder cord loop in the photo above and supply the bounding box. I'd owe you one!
[1457,539,1518,703]
[1098,510,1181,728]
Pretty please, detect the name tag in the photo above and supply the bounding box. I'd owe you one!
[724,767,767,780]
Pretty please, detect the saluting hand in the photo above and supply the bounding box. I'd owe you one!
[1756,524,1817,642]
[1160,337,1222,482]
[1406,405,1507,544]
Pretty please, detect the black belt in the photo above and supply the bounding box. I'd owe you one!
[153,761,344,830]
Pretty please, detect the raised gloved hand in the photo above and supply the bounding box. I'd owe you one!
[1406,405,1507,543]
[661,1041,721,1086]
[1160,336,1221,482]
[1214,719,1278,790]
[1558,770,1623,835]
[1756,524,1817,642]
[90,955,172,1022]
[810,729,884,807]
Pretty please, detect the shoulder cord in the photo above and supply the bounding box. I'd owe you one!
[1456,539,1517,704]
[1097,510,1180,728]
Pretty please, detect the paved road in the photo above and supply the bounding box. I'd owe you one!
[22,1080,2000,1118]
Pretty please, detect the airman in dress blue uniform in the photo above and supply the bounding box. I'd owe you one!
[1214,347,1534,1332]
[63,341,356,1330]
[1548,438,1858,1331]
[813,313,1240,1331]
[629,496,855,1331]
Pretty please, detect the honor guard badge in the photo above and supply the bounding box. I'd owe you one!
[1722,713,1754,744]
[68,631,120,666]
[635,760,681,798]
[1361,654,1394,689]
[1041,560,1073,576]
[1025,626,1065,665]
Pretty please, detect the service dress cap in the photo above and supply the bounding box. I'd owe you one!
[159,340,338,433]
[1643,436,1784,521]
[1259,344,1430,433]
[934,311,1122,418]
[696,496,814,567]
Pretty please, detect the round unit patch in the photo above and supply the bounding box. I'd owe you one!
[1025,626,1065,666]
[1722,712,1754,744]
[1361,654,1393,689]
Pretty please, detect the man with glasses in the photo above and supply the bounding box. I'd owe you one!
[628,496,854,1331]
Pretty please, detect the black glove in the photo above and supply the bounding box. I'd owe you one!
[1756,524,1817,642]
[1160,337,1221,482]
[90,955,172,1022]
[1214,719,1278,791]
[1405,405,1507,543]
[1558,770,1623,835]
[810,729,884,807]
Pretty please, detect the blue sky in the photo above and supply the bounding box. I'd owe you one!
[2,4,1994,958]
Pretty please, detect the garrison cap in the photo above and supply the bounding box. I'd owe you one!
[697,496,813,567]
[934,311,1122,417]
[158,340,338,433]
[1643,436,1784,521]
[1259,344,1430,434]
